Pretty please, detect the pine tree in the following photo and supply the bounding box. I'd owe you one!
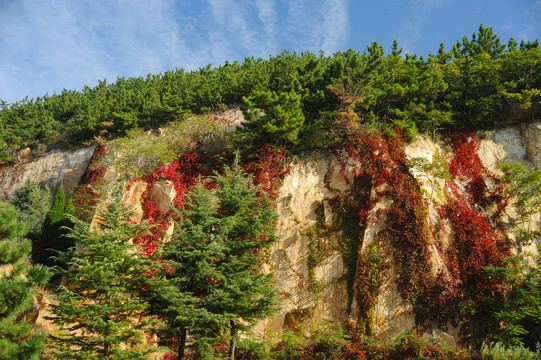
[150,160,278,359]
[390,39,402,58]
[0,201,50,360]
[241,86,305,146]
[146,181,229,359]
[10,180,50,237]
[49,184,157,360]
[211,162,279,360]
[39,184,74,267]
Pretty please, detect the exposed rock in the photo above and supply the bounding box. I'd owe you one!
[125,181,148,223]
[148,181,176,217]
[372,274,415,343]
[0,145,95,200]
[523,122,541,168]
[22,119,541,348]
[423,328,457,348]
[478,126,531,170]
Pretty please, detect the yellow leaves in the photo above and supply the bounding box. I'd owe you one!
[501,88,541,109]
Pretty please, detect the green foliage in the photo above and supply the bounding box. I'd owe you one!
[9,180,50,236]
[2,24,537,159]
[498,163,541,245]
[241,87,305,146]
[38,185,75,268]
[356,242,384,335]
[452,24,506,58]
[148,160,278,359]
[482,258,541,349]
[480,342,541,360]
[408,155,451,206]
[49,184,158,359]
[0,201,50,360]
[304,227,324,295]
[146,181,230,359]
[106,127,177,178]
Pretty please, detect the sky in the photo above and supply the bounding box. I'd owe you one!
[0,0,540,104]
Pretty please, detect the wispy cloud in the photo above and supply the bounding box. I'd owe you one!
[397,0,450,54]
[320,0,350,53]
[283,0,349,54]
[517,0,541,42]
[0,0,196,102]
[254,0,279,55]
[0,0,347,103]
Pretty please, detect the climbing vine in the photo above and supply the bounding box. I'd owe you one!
[433,132,512,342]
[340,128,433,320]
[70,144,107,220]
[355,241,384,335]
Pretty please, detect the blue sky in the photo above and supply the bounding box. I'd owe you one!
[1,0,539,104]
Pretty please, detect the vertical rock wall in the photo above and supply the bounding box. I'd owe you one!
[18,120,540,346]
[253,122,541,344]
[0,146,96,200]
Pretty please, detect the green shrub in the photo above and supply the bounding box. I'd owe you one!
[480,342,541,360]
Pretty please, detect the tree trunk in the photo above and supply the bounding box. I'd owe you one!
[228,320,236,360]
[177,329,187,360]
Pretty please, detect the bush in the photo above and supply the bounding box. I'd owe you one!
[480,342,541,360]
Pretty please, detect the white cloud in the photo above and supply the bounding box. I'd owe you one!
[0,0,351,103]
[397,0,449,54]
[283,0,349,54]
[0,0,187,101]
[320,0,349,53]
[254,0,279,54]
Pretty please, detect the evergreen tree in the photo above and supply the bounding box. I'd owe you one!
[146,181,229,359]
[211,161,279,360]
[0,201,50,360]
[483,258,541,349]
[39,185,74,267]
[49,184,157,360]
[10,180,50,237]
[150,160,278,359]
[241,87,305,146]
[507,37,518,52]
[390,39,402,57]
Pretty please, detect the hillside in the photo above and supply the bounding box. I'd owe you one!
[1,25,541,359]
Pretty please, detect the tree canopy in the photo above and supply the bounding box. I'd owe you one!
[0,25,539,161]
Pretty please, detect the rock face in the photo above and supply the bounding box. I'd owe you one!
[251,123,541,344]
[523,123,541,168]
[10,120,540,347]
[115,122,540,345]
[0,146,96,200]
[254,153,350,337]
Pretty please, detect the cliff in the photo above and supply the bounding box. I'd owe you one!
[250,123,541,345]
[1,115,540,348]
[0,146,95,199]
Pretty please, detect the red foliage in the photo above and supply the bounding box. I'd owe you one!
[432,132,511,332]
[447,132,507,215]
[440,191,508,299]
[131,146,290,257]
[81,144,107,185]
[343,129,433,304]
[131,152,209,256]
[71,145,107,220]
[70,186,101,220]
[241,145,290,198]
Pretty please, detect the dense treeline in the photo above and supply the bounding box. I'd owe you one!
[1,25,540,162]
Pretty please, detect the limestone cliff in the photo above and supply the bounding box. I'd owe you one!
[0,145,95,199]
[2,120,540,348]
[117,121,541,346]
[249,123,541,345]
